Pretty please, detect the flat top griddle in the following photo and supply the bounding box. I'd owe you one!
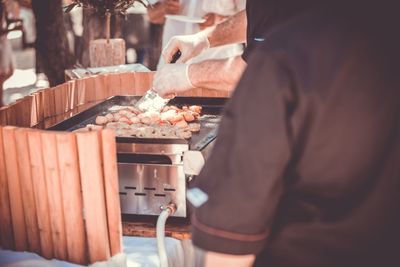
[49,96,228,151]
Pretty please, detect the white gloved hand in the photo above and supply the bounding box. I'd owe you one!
[162,32,210,64]
[153,63,195,97]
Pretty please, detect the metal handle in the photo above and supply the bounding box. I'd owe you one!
[170,50,182,64]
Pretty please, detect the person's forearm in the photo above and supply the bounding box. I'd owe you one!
[189,56,247,91]
[205,10,247,48]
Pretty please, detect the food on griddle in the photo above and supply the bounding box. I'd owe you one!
[79,105,203,139]
[188,123,201,132]
[95,115,108,125]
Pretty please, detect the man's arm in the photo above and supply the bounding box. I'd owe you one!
[153,56,247,97]
[206,10,247,48]
[162,10,247,63]
[189,56,247,91]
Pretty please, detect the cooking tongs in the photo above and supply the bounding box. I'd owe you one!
[134,51,182,112]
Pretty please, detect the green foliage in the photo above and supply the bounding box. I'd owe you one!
[64,0,148,15]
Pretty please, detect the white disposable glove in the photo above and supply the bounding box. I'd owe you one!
[162,32,210,64]
[153,63,195,97]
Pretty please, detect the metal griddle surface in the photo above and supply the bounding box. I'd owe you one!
[49,96,227,151]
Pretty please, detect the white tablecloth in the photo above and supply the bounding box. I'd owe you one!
[0,237,185,267]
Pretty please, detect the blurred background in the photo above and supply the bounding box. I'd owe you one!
[1,0,245,106]
[1,0,164,105]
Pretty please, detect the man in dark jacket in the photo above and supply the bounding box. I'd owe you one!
[189,1,400,266]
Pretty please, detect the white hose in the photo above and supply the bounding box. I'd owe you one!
[157,205,176,267]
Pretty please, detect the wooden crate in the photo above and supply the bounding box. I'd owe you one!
[0,126,122,265]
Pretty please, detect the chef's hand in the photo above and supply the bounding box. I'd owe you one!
[153,63,195,97]
[162,32,210,64]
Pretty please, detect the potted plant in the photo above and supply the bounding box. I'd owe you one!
[65,0,147,67]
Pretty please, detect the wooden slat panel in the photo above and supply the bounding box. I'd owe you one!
[85,77,97,103]
[43,89,55,119]
[2,126,27,251]
[27,130,54,259]
[93,74,106,102]
[56,133,87,265]
[76,131,110,263]
[0,127,14,249]
[119,73,135,96]
[14,97,31,127]
[33,91,45,125]
[107,73,121,98]
[5,104,17,126]
[41,131,68,260]
[61,84,70,113]
[30,93,40,127]
[0,107,7,125]
[101,129,122,256]
[14,129,41,254]
[76,78,87,106]
[67,81,77,111]
[54,85,64,116]
[133,72,154,95]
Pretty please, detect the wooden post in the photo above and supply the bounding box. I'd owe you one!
[0,127,15,249]
[41,131,68,260]
[76,131,111,262]
[27,130,54,259]
[56,133,87,265]
[101,129,122,256]
[14,129,41,254]
[89,38,126,68]
[2,126,28,251]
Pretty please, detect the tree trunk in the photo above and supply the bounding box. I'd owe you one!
[32,0,73,87]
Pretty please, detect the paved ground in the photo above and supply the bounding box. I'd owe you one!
[2,34,49,105]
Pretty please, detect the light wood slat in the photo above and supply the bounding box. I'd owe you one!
[0,127,14,249]
[30,93,39,127]
[53,85,64,116]
[14,97,30,127]
[67,81,77,111]
[43,89,54,120]
[41,131,68,260]
[27,130,54,259]
[93,74,106,102]
[119,73,135,96]
[4,105,17,126]
[133,72,154,95]
[101,129,122,256]
[107,73,121,97]
[2,126,28,251]
[85,77,97,103]
[34,91,45,125]
[14,129,41,254]
[76,131,110,262]
[0,107,7,125]
[61,84,70,113]
[56,133,87,265]
[76,78,87,106]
